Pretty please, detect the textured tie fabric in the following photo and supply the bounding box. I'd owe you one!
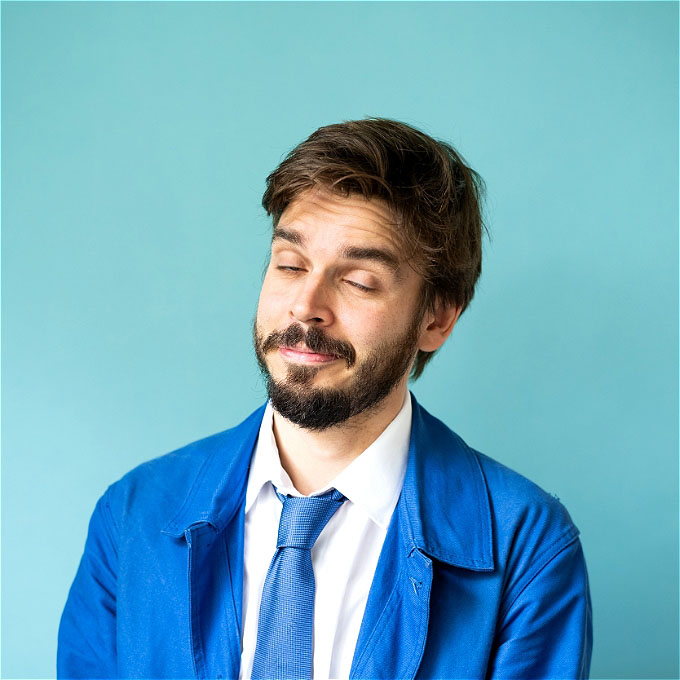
[251,487,346,680]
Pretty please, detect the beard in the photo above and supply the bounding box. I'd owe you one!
[253,312,424,431]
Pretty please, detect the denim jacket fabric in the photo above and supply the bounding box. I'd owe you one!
[58,396,592,679]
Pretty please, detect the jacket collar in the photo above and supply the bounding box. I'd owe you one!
[161,404,266,537]
[401,395,493,570]
[161,395,494,570]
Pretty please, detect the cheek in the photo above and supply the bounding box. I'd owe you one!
[257,278,288,321]
[342,308,395,348]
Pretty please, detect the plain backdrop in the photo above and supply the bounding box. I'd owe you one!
[2,2,678,678]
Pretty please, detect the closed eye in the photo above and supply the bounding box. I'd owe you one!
[346,280,374,292]
[276,265,375,292]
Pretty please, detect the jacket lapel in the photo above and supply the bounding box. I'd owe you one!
[350,395,494,680]
[185,520,242,679]
[349,503,433,680]
[162,405,265,679]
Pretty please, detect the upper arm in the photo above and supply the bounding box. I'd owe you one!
[57,489,119,679]
[488,537,593,679]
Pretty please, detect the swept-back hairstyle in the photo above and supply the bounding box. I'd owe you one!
[262,118,486,379]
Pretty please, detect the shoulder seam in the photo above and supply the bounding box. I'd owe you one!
[499,530,580,621]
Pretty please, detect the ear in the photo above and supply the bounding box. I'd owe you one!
[418,302,463,352]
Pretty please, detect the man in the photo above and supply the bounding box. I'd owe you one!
[58,118,592,679]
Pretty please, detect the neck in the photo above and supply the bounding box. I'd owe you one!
[272,381,409,496]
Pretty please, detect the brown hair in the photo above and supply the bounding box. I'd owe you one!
[262,117,487,379]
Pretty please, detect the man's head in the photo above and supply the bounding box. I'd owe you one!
[254,118,485,429]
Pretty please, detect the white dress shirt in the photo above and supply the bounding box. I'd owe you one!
[239,392,412,680]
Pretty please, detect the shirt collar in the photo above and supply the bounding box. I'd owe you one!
[245,403,296,510]
[245,393,412,531]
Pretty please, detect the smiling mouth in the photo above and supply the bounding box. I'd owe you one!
[278,346,340,364]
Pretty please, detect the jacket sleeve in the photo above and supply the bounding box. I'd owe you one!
[57,489,119,678]
[487,536,593,679]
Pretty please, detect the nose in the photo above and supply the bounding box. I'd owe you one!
[290,273,334,327]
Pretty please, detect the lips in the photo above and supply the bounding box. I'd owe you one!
[260,323,356,368]
[279,345,339,364]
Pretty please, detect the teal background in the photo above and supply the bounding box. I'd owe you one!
[2,1,677,678]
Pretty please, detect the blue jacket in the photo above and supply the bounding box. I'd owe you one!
[58,397,592,679]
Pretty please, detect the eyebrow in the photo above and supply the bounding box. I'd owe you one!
[272,227,401,273]
[340,246,401,272]
[272,227,304,247]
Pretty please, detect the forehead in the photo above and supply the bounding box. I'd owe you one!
[276,190,401,251]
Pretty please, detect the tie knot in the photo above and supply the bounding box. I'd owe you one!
[276,488,346,550]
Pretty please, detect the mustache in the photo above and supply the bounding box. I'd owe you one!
[261,324,356,368]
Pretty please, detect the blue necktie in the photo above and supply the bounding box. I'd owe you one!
[251,487,346,680]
